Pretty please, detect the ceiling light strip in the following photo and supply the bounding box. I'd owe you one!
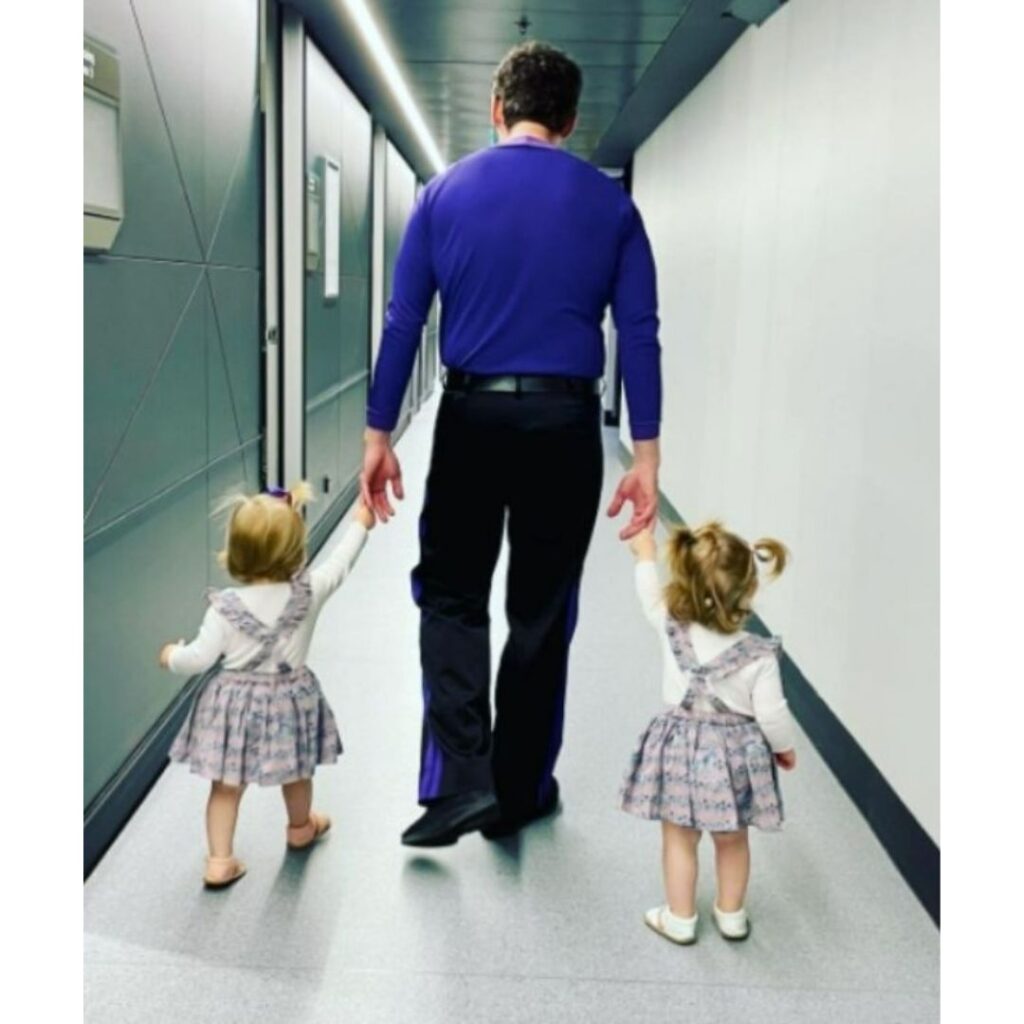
[343,0,447,173]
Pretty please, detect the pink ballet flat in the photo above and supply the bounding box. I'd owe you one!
[204,855,247,889]
[287,810,332,850]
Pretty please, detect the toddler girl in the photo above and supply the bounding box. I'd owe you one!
[619,521,797,943]
[159,483,374,888]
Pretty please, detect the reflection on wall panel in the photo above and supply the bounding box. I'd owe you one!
[83,0,263,812]
[383,141,418,433]
[415,180,438,407]
[303,38,372,533]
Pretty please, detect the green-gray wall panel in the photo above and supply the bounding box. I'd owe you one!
[206,440,262,589]
[340,98,373,279]
[303,37,372,516]
[338,277,371,380]
[304,399,341,528]
[84,472,207,805]
[131,0,260,262]
[83,259,203,513]
[130,0,205,247]
[84,0,262,817]
[87,280,208,532]
[207,268,262,456]
[304,269,344,400]
[86,0,203,262]
[207,97,262,270]
[197,1,261,267]
[338,379,369,483]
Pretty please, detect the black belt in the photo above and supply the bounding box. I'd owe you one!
[443,370,603,396]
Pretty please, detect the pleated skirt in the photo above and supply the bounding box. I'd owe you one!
[169,666,342,786]
[619,704,783,832]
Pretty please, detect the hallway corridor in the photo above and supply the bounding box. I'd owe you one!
[84,398,939,1023]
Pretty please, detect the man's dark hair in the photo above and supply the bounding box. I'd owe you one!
[492,42,582,135]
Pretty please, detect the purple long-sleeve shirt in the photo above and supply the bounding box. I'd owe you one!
[367,136,661,440]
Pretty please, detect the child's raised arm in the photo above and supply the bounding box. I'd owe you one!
[160,607,230,676]
[628,529,665,630]
[309,502,374,604]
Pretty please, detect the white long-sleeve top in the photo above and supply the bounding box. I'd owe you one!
[168,522,369,676]
[634,559,797,753]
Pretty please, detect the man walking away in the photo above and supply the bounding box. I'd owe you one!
[361,41,662,847]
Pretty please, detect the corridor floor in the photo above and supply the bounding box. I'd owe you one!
[84,396,939,1023]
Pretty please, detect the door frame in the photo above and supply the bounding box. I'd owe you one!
[280,5,306,486]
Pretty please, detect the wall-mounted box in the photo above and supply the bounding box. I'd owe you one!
[84,36,123,251]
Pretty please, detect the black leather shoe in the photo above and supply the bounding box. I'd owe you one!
[482,779,561,840]
[401,791,501,848]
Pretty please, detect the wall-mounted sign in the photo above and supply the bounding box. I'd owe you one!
[84,35,123,251]
[322,156,341,301]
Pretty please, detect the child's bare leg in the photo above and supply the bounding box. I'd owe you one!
[282,778,313,828]
[206,782,246,858]
[711,829,750,911]
[661,822,701,917]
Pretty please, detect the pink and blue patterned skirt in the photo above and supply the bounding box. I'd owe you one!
[619,705,783,832]
[169,666,342,787]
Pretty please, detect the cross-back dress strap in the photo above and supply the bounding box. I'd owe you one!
[703,631,782,685]
[665,618,781,712]
[207,572,313,672]
[666,618,732,712]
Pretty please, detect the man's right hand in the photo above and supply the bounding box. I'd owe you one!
[360,428,404,524]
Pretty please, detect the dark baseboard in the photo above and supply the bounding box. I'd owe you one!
[616,440,940,926]
[84,671,207,877]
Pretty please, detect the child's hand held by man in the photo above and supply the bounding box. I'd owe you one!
[628,527,657,561]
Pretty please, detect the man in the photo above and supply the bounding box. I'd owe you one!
[361,41,662,847]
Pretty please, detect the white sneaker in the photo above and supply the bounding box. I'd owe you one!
[712,903,750,940]
[644,905,698,945]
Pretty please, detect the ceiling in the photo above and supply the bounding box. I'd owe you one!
[291,0,759,179]
[370,0,691,164]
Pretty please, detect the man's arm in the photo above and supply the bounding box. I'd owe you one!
[611,203,661,442]
[362,191,437,521]
[607,203,662,539]
[366,192,438,433]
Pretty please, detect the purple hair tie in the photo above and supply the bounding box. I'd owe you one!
[265,486,292,505]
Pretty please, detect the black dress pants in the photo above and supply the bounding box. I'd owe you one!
[411,389,604,818]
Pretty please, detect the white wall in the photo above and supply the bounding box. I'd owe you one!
[625,0,938,839]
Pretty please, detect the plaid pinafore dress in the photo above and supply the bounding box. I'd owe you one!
[169,573,342,786]
[619,619,784,832]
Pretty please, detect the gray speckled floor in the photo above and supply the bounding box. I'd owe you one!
[84,395,939,1023]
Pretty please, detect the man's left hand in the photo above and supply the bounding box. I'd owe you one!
[360,428,404,524]
[607,439,659,540]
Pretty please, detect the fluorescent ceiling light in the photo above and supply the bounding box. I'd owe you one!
[343,0,447,174]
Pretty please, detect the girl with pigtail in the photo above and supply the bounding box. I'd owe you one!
[159,482,375,888]
[619,520,796,945]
